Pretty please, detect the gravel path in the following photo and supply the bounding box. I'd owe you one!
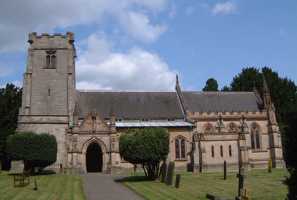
[83,173,143,200]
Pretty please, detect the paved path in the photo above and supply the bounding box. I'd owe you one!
[83,173,143,200]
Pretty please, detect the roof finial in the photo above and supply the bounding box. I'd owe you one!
[262,70,269,94]
[175,74,181,91]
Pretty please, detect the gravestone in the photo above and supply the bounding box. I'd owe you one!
[160,162,167,183]
[165,161,175,186]
[175,174,181,188]
[223,160,227,180]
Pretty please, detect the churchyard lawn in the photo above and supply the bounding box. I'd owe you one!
[0,172,86,200]
[123,169,288,200]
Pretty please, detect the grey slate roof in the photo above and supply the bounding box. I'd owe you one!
[181,91,263,113]
[77,91,184,120]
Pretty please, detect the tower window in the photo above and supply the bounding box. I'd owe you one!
[220,145,223,157]
[45,50,57,69]
[175,136,186,160]
[48,88,51,96]
[229,145,232,157]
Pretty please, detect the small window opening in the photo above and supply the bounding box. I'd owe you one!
[211,145,215,158]
[220,145,223,157]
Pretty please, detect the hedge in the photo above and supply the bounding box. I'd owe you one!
[6,132,57,171]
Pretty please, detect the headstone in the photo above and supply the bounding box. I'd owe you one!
[175,174,181,188]
[165,161,175,186]
[268,159,272,173]
[160,162,167,183]
[223,160,227,180]
[33,177,38,191]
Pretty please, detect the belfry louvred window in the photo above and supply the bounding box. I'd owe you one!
[175,136,186,160]
[45,50,56,69]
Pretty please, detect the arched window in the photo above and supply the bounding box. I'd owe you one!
[46,55,51,67]
[45,50,56,69]
[211,145,215,158]
[50,55,56,68]
[175,136,186,160]
[220,145,223,157]
[251,123,261,150]
[229,145,232,157]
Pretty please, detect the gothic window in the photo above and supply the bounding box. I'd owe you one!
[211,145,215,158]
[45,50,57,69]
[175,136,186,160]
[229,145,232,157]
[251,123,261,150]
[220,145,223,157]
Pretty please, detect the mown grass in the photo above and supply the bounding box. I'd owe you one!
[123,169,288,200]
[0,172,86,200]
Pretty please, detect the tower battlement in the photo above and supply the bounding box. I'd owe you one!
[28,32,75,48]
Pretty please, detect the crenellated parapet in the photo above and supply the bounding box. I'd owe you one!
[28,32,75,49]
[186,110,267,121]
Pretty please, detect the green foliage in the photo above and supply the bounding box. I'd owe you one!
[7,132,57,171]
[0,83,22,169]
[203,78,219,91]
[221,86,231,91]
[119,128,169,180]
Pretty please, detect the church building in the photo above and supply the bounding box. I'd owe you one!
[17,33,283,173]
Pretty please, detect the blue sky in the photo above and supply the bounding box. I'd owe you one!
[0,0,296,91]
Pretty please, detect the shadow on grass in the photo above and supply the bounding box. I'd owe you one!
[8,169,56,176]
[115,176,152,183]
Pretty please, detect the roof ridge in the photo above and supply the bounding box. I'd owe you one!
[77,90,176,93]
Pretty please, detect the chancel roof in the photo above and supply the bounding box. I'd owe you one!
[181,91,263,113]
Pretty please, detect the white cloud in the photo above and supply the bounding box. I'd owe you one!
[0,0,168,52]
[76,34,176,91]
[212,2,237,15]
[119,11,167,43]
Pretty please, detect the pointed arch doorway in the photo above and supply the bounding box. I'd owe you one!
[86,143,103,172]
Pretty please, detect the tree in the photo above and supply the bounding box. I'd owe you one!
[203,78,219,91]
[119,128,169,180]
[6,132,57,172]
[221,86,231,91]
[228,67,297,199]
[0,83,22,170]
[284,111,297,200]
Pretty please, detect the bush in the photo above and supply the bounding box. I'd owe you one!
[119,128,169,180]
[6,132,57,172]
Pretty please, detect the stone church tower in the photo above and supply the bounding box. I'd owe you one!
[17,32,76,167]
